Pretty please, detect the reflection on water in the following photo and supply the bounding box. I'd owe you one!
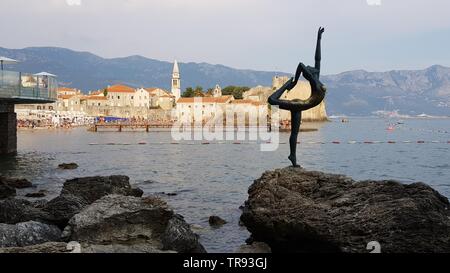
[1,117,449,252]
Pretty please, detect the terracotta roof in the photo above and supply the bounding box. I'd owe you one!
[106,84,135,93]
[83,95,107,100]
[144,87,159,92]
[58,94,75,99]
[145,87,171,95]
[58,87,77,92]
[90,90,103,95]
[177,95,233,104]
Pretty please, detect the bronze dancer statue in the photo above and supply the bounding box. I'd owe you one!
[268,27,327,167]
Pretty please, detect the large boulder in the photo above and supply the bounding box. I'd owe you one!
[62,194,205,253]
[0,199,51,224]
[240,167,450,253]
[61,175,143,204]
[163,214,206,253]
[42,194,88,229]
[0,181,16,199]
[0,221,62,247]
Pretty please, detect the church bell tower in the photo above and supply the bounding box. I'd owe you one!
[171,60,181,101]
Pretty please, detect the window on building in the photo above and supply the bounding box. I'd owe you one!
[98,103,101,106]
[131,96,134,99]
[118,96,120,99]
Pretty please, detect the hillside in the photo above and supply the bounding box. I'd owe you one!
[1,46,449,116]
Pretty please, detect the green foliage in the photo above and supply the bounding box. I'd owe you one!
[182,86,205,97]
[182,87,195,97]
[222,86,249,99]
[103,88,108,97]
[194,86,204,97]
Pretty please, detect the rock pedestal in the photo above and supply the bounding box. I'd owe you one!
[241,167,450,253]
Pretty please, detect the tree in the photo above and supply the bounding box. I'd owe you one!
[182,87,195,97]
[194,86,204,97]
[103,88,108,97]
[222,86,249,99]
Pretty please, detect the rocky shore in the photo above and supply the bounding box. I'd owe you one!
[0,175,205,253]
[240,167,450,253]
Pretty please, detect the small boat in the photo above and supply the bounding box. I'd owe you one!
[386,124,395,131]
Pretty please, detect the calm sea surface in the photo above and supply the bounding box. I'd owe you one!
[1,117,450,252]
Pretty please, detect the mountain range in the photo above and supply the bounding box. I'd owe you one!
[1,46,449,116]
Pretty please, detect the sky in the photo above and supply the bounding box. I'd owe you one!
[1,0,450,74]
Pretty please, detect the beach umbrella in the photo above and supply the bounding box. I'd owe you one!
[0,56,18,70]
[34,72,57,77]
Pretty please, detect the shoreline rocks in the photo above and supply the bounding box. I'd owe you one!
[240,167,450,253]
[58,163,78,170]
[0,180,16,199]
[0,199,51,224]
[62,194,205,253]
[61,175,143,204]
[0,177,33,189]
[25,190,47,198]
[0,221,61,248]
[0,175,205,253]
[208,216,227,227]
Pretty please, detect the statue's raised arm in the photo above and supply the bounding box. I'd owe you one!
[315,27,325,74]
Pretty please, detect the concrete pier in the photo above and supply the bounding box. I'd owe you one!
[0,103,17,155]
[0,69,57,154]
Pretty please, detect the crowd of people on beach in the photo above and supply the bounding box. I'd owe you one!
[17,115,95,129]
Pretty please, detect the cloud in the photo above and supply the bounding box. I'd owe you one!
[66,0,81,6]
[1,0,449,74]
[366,0,382,6]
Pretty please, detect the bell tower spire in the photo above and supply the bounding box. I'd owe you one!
[171,60,181,101]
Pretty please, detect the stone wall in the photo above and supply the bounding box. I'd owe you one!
[244,78,328,122]
[0,104,17,154]
[278,80,328,122]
